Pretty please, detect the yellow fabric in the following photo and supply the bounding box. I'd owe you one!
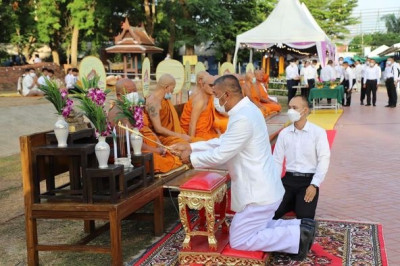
[307,109,343,130]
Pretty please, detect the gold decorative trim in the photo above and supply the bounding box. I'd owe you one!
[179,252,268,265]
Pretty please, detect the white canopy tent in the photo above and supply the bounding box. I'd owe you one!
[233,0,335,71]
[378,43,400,57]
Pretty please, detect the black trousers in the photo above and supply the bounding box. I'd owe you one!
[287,79,299,103]
[342,79,356,106]
[386,77,397,107]
[301,79,315,100]
[360,78,366,103]
[366,79,378,105]
[273,173,319,219]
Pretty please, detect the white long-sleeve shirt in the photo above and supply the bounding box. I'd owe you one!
[273,121,330,187]
[286,64,299,80]
[384,63,399,81]
[344,67,355,89]
[354,64,363,81]
[334,65,343,79]
[65,74,77,89]
[190,97,285,212]
[22,75,38,96]
[320,65,336,82]
[363,65,381,83]
[37,75,49,86]
[303,65,318,83]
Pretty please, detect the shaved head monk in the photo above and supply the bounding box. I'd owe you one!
[108,78,182,173]
[145,74,193,146]
[242,72,271,117]
[180,73,219,140]
[191,70,208,96]
[255,70,281,113]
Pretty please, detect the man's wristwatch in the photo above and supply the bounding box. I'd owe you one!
[311,184,318,189]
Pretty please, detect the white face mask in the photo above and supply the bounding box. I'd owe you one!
[370,63,375,67]
[252,77,256,84]
[387,61,392,66]
[366,62,370,66]
[339,60,343,65]
[125,92,139,104]
[164,92,172,100]
[214,93,228,114]
[287,108,302,123]
[30,72,36,78]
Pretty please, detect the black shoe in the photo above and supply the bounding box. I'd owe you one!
[360,102,364,105]
[301,219,318,250]
[390,105,396,108]
[365,104,371,106]
[373,104,376,106]
[292,224,315,261]
[385,105,391,107]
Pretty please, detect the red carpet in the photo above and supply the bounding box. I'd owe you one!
[129,219,387,266]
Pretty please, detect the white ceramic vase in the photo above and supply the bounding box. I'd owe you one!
[95,136,110,169]
[54,115,69,147]
[130,128,143,156]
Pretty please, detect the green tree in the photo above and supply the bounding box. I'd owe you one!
[302,0,358,40]
[381,14,400,34]
[349,32,400,54]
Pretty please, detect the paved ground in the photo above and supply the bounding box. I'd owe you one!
[1,88,399,264]
[317,89,400,264]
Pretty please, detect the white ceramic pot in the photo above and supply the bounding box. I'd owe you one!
[54,115,69,147]
[130,128,143,156]
[95,136,110,169]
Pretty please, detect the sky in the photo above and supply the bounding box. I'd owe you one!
[348,0,400,36]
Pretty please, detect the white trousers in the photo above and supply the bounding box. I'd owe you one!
[229,200,300,254]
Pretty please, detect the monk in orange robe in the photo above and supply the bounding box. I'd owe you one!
[145,74,201,146]
[180,73,219,140]
[108,78,183,173]
[255,70,281,113]
[242,72,271,117]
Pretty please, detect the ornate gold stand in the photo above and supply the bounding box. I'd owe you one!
[178,182,228,251]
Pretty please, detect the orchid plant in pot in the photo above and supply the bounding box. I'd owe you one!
[74,74,112,168]
[115,91,145,156]
[38,79,73,147]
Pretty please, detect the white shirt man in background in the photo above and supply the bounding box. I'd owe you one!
[334,57,344,80]
[354,60,363,92]
[286,59,300,103]
[383,57,399,108]
[37,68,49,87]
[341,62,355,106]
[320,60,336,82]
[171,75,316,261]
[22,68,44,96]
[362,59,381,106]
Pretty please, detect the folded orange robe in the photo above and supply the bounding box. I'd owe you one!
[141,114,182,173]
[249,84,271,116]
[257,83,281,112]
[180,96,219,140]
[213,109,228,134]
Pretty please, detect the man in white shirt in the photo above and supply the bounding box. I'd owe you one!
[302,60,318,99]
[274,95,330,220]
[363,59,381,106]
[37,68,49,87]
[22,68,44,96]
[383,57,398,108]
[286,59,300,103]
[65,68,79,90]
[320,60,336,82]
[33,54,42,63]
[354,60,363,92]
[360,59,370,105]
[334,57,344,80]
[341,62,355,106]
[171,75,316,260]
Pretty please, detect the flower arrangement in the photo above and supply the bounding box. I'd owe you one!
[115,91,145,130]
[37,79,73,118]
[316,81,324,89]
[73,74,111,137]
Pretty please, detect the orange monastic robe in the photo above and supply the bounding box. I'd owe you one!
[213,108,228,134]
[180,96,219,140]
[148,99,201,145]
[141,114,182,173]
[257,83,281,113]
[249,84,271,116]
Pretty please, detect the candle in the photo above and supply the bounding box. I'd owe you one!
[126,125,131,157]
[113,127,118,159]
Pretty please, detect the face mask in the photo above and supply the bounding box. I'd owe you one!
[30,72,36,78]
[214,93,228,114]
[287,108,302,123]
[370,63,375,67]
[252,77,256,84]
[164,92,172,100]
[339,61,343,65]
[126,92,139,104]
[387,61,392,66]
[366,62,370,66]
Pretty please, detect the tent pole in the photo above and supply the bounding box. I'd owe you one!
[249,49,253,64]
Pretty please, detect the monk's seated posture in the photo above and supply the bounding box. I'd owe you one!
[255,70,281,113]
[108,78,182,173]
[180,73,219,140]
[242,72,271,117]
[145,74,200,146]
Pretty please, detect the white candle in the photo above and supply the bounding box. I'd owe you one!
[113,127,118,159]
[126,125,131,157]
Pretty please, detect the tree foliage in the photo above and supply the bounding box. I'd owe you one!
[381,14,400,34]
